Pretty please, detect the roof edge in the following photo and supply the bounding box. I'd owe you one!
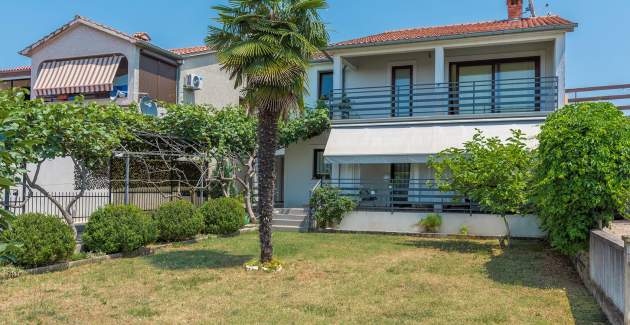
[326,23,577,51]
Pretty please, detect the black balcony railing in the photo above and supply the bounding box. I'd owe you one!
[327,77,558,120]
[323,179,481,214]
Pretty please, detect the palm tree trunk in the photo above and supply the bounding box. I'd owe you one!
[256,108,280,263]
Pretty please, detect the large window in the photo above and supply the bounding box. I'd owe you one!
[0,78,30,91]
[450,57,540,114]
[318,71,333,100]
[313,149,331,179]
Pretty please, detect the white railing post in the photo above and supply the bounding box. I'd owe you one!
[623,235,630,325]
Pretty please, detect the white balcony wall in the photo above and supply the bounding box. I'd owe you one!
[305,61,333,108]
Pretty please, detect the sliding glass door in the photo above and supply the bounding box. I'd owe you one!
[450,57,540,114]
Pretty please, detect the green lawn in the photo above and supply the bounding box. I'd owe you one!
[0,232,607,324]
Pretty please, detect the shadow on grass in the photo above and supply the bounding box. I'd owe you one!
[145,249,253,270]
[402,238,608,324]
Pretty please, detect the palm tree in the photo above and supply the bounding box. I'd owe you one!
[207,0,329,263]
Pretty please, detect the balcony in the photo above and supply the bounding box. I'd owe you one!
[323,179,480,214]
[327,77,558,120]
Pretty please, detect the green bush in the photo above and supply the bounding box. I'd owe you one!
[419,213,442,233]
[459,224,469,236]
[309,187,356,228]
[0,213,75,268]
[82,205,157,254]
[153,200,204,242]
[533,103,630,255]
[198,197,245,235]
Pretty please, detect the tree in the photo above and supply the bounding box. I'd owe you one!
[532,103,630,255]
[429,129,533,248]
[208,0,329,262]
[2,94,140,239]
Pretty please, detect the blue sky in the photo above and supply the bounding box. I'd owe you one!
[0,0,627,88]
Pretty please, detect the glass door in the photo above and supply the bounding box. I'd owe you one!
[496,61,537,112]
[391,66,413,117]
[456,65,493,114]
[390,163,411,206]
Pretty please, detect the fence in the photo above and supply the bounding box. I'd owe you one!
[4,183,211,224]
[589,230,630,324]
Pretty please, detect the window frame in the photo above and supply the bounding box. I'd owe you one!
[317,71,334,101]
[312,149,331,180]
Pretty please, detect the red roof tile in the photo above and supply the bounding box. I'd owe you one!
[0,66,31,74]
[332,16,576,48]
[170,46,211,56]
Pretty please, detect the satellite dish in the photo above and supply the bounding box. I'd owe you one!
[140,96,158,116]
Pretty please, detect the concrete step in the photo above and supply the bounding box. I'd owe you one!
[273,208,308,216]
[272,218,306,227]
[272,213,308,221]
[271,225,307,232]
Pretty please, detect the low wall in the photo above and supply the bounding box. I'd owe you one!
[337,211,545,238]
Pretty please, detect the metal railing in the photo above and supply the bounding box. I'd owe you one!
[327,77,558,120]
[322,179,480,214]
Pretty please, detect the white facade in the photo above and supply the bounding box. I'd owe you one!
[178,51,241,107]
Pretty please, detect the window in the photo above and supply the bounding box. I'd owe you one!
[0,79,30,91]
[313,149,331,179]
[391,66,413,117]
[449,57,540,114]
[318,71,333,100]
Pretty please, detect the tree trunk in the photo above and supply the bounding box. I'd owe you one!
[256,108,280,263]
[500,214,511,248]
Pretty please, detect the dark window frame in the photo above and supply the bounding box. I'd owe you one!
[391,65,414,117]
[312,149,331,180]
[449,56,541,114]
[317,70,333,100]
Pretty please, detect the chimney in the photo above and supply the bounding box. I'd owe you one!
[507,0,523,20]
[132,32,151,42]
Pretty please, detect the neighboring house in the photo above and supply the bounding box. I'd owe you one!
[278,0,576,236]
[3,15,241,194]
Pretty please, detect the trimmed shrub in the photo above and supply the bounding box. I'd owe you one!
[309,187,356,228]
[199,197,245,235]
[0,213,74,268]
[153,200,204,242]
[82,205,157,254]
[533,103,630,255]
[419,213,442,233]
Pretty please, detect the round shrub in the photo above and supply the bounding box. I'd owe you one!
[198,197,245,235]
[533,103,630,255]
[1,213,75,268]
[309,187,356,228]
[153,200,204,242]
[82,205,157,254]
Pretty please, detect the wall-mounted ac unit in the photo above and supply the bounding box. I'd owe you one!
[184,74,203,90]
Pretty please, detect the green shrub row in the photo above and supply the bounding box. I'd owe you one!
[1,197,246,268]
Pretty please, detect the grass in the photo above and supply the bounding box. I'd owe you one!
[0,232,607,324]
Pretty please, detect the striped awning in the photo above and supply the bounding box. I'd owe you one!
[33,55,123,97]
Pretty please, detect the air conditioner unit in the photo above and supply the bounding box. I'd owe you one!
[184,74,203,90]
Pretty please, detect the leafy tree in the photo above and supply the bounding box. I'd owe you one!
[1,94,141,239]
[309,187,356,229]
[532,103,630,255]
[429,129,533,247]
[208,0,329,263]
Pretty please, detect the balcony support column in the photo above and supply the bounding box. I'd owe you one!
[434,46,445,85]
[332,55,344,91]
[554,35,566,109]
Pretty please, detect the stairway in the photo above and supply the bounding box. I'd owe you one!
[272,208,310,232]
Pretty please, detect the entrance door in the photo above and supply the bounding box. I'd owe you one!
[390,163,411,206]
[391,66,413,117]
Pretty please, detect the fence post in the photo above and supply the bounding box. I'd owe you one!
[124,155,130,205]
[623,236,630,325]
[3,188,9,211]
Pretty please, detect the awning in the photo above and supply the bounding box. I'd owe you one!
[33,55,123,97]
[323,121,541,164]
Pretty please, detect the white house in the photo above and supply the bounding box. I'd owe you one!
[278,0,576,236]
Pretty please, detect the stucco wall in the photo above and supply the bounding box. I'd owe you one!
[178,53,241,107]
[282,131,329,207]
[338,211,545,238]
[24,157,78,192]
[29,24,140,105]
[305,62,333,107]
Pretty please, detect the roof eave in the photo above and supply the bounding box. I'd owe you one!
[136,41,183,60]
[326,24,578,51]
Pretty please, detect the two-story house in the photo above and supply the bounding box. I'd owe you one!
[277,0,576,236]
